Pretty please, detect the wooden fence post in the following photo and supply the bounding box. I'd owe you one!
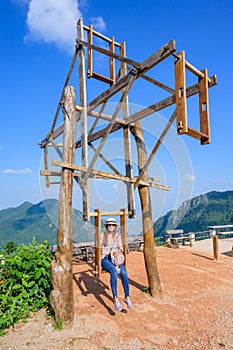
[50,86,76,327]
[213,232,219,261]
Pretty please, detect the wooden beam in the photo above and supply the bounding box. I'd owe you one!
[94,209,102,277]
[175,50,188,134]
[88,142,122,176]
[140,73,175,94]
[52,160,170,191]
[120,208,127,267]
[139,39,176,74]
[199,68,210,145]
[77,38,141,69]
[110,36,115,83]
[87,24,93,78]
[49,49,78,138]
[43,145,50,187]
[49,137,63,159]
[78,18,89,220]
[121,41,136,218]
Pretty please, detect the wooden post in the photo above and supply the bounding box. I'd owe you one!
[130,122,163,298]
[199,68,210,145]
[50,86,76,327]
[175,50,188,134]
[95,209,102,277]
[213,234,219,261]
[43,145,50,187]
[120,208,127,266]
[77,18,89,220]
[121,42,136,218]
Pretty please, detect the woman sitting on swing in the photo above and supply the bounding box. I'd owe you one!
[101,217,134,312]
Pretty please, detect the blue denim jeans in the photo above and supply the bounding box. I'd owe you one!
[101,255,129,299]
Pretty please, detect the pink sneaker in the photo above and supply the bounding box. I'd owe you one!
[124,298,134,309]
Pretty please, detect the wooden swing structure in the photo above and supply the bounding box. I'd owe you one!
[39,18,217,326]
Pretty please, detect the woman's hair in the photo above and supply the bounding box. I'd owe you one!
[102,227,116,247]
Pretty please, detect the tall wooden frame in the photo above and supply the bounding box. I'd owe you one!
[39,18,217,324]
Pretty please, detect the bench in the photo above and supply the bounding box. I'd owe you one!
[165,230,193,248]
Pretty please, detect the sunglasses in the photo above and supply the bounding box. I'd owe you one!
[107,224,116,227]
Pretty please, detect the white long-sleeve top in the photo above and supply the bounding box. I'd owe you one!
[101,232,123,259]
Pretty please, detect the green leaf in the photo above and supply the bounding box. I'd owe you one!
[35,270,41,279]
[12,284,22,290]
[27,280,35,288]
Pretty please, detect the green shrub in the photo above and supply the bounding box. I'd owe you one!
[0,238,52,332]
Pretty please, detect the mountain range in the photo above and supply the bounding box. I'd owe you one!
[153,190,233,236]
[0,190,233,248]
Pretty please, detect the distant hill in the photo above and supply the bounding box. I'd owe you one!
[0,199,96,248]
[154,190,233,237]
[1,190,233,248]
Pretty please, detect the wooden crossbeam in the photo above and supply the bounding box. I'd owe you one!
[51,160,170,191]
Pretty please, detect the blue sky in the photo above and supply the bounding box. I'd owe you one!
[0,0,233,228]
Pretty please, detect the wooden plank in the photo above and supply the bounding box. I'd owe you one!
[49,137,63,159]
[120,208,127,267]
[175,50,188,134]
[43,145,50,187]
[110,36,115,84]
[199,68,210,145]
[87,24,93,78]
[121,42,135,218]
[94,209,102,277]
[41,169,102,180]
[92,72,114,85]
[90,210,128,217]
[139,39,176,74]
[88,143,122,175]
[78,18,89,220]
[77,38,141,68]
[51,160,170,190]
[187,127,208,141]
[140,73,175,94]
[185,60,211,82]
[49,49,78,138]
[83,24,121,46]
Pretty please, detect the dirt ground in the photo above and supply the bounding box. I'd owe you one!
[1,243,233,350]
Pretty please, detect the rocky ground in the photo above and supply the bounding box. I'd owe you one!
[0,239,233,350]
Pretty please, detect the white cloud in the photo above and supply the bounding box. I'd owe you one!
[2,168,32,174]
[185,174,196,182]
[90,16,106,32]
[24,0,82,53]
